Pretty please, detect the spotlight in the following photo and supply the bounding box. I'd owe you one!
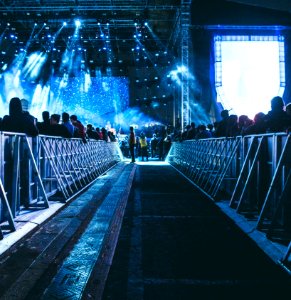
[75,19,81,27]
[144,22,148,26]
[63,21,67,26]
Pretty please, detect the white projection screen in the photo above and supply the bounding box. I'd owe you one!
[214,35,285,119]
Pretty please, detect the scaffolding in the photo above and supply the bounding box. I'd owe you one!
[181,0,191,130]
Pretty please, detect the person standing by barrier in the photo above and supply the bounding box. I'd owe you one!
[2,97,38,136]
[129,126,136,163]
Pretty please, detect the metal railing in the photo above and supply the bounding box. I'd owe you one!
[167,133,291,267]
[0,132,122,238]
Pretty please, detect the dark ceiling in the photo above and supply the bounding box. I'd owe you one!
[0,0,182,75]
[1,1,291,73]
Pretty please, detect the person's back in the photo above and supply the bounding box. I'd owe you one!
[244,112,266,135]
[214,109,229,137]
[21,98,38,127]
[226,114,239,137]
[265,96,289,133]
[139,133,148,161]
[150,134,158,158]
[62,112,74,137]
[86,124,99,140]
[2,97,38,136]
[47,114,71,138]
[129,126,136,163]
[70,115,86,142]
[285,103,291,133]
[37,111,51,134]
[187,122,196,139]
[195,124,212,139]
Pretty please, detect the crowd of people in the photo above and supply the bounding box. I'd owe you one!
[120,125,172,162]
[1,95,291,162]
[179,96,291,141]
[0,97,117,143]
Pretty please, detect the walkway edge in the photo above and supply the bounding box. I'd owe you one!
[170,164,288,271]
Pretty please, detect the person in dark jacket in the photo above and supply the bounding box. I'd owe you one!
[265,96,289,133]
[47,114,72,138]
[2,97,38,136]
[37,111,51,134]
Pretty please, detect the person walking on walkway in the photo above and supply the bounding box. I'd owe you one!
[129,126,136,163]
[139,132,149,161]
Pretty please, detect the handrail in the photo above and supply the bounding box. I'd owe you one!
[0,132,122,237]
[168,133,291,267]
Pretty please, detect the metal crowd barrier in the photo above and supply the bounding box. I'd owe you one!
[0,132,123,239]
[167,133,291,267]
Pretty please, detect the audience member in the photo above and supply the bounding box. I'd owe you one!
[47,114,72,138]
[62,112,74,137]
[70,114,86,142]
[244,112,266,135]
[86,124,99,140]
[214,109,229,137]
[2,97,38,136]
[37,111,50,134]
[207,124,214,136]
[265,96,289,132]
[226,114,240,137]
[195,124,212,139]
[181,124,191,140]
[101,127,109,142]
[186,122,196,139]
[96,127,102,140]
[21,98,37,126]
[238,115,252,135]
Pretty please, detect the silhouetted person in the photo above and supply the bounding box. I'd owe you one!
[195,124,212,139]
[2,97,38,136]
[150,133,158,158]
[214,109,229,137]
[129,126,136,163]
[207,124,214,137]
[101,127,109,142]
[157,133,164,160]
[86,124,99,140]
[21,98,37,126]
[186,122,196,139]
[226,114,240,137]
[37,111,50,134]
[265,96,289,133]
[244,112,266,135]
